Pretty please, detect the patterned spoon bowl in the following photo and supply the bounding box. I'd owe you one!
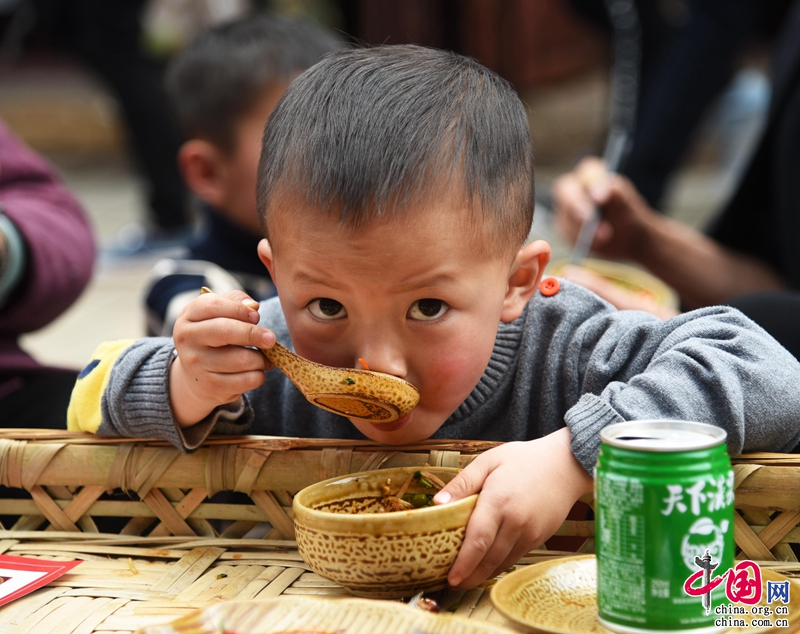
[200,287,420,423]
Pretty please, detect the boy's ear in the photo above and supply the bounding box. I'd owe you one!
[177,139,228,209]
[501,240,551,322]
[257,238,276,282]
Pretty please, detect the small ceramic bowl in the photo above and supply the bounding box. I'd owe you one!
[293,466,477,599]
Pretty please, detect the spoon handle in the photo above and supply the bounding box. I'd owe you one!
[259,341,307,385]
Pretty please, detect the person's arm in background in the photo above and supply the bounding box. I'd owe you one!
[0,210,26,310]
[0,119,95,336]
[552,157,785,311]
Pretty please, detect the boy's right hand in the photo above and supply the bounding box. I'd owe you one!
[169,290,276,427]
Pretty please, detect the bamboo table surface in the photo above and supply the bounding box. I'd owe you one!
[0,532,574,634]
[2,533,800,634]
[2,434,800,633]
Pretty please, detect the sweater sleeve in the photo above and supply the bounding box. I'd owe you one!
[87,298,290,451]
[96,337,254,451]
[560,302,800,472]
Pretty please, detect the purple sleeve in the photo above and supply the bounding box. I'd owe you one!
[0,120,95,334]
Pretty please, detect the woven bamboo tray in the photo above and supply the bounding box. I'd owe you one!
[1,430,799,634]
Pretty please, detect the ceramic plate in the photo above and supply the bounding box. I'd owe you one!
[547,258,679,309]
[135,595,516,634]
[490,555,800,634]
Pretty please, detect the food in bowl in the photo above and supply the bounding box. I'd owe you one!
[548,258,678,310]
[293,466,477,599]
[319,469,445,513]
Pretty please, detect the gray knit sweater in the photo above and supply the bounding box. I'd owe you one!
[98,281,800,472]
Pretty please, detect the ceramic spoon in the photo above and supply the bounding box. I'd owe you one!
[200,288,420,423]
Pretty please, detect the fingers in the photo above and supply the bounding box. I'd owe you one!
[573,156,607,184]
[178,315,275,351]
[441,438,584,590]
[448,494,503,588]
[433,455,503,588]
[434,452,493,505]
[488,542,536,580]
[185,290,261,326]
[447,490,543,589]
[554,159,656,259]
[169,355,266,427]
[606,172,651,211]
[192,365,267,403]
[170,290,277,424]
[177,291,276,350]
[434,452,524,589]
[574,157,611,199]
[178,343,271,374]
[552,158,615,245]
[452,518,541,589]
[552,171,596,244]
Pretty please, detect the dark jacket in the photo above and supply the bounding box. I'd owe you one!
[708,3,800,289]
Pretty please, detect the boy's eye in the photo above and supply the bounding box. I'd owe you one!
[308,298,347,320]
[408,299,448,321]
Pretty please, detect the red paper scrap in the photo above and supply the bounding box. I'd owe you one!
[0,554,81,609]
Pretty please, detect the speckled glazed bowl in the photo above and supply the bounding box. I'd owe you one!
[293,466,478,599]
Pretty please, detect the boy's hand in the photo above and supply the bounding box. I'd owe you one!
[551,156,655,262]
[433,427,594,589]
[169,290,276,427]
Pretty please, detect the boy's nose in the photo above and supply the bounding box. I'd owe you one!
[355,342,408,379]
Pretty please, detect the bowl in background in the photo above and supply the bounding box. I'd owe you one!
[548,258,678,310]
[293,466,477,599]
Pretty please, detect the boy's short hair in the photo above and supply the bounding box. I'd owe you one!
[165,12,344,151]
[257,45,535,256]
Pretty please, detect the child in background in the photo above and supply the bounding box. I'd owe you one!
[70,46,800,590]
[145,12,343,336]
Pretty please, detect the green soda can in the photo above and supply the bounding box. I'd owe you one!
[595,420,734,634]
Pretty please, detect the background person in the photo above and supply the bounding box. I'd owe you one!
[552,1,800,360]
[565,0,786,209]
[0,117,95,427]
[144,11,344,336]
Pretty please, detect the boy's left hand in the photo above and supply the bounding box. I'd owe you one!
[433,427,594,589]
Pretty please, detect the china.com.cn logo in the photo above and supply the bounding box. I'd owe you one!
[684,550,792,628]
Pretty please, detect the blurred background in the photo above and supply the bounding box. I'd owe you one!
[0,0,783,369]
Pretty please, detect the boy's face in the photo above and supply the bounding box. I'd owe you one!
[258,198,549,444]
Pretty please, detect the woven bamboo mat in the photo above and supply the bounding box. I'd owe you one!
[1,432,799,564]
[2,432,800,633]
[1,534,799,634]
[0,532,583,634]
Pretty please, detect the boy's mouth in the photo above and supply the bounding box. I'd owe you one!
[364,411,412,432]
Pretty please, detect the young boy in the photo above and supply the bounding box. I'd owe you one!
[144,12,343,336]
[69,46,800,591]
